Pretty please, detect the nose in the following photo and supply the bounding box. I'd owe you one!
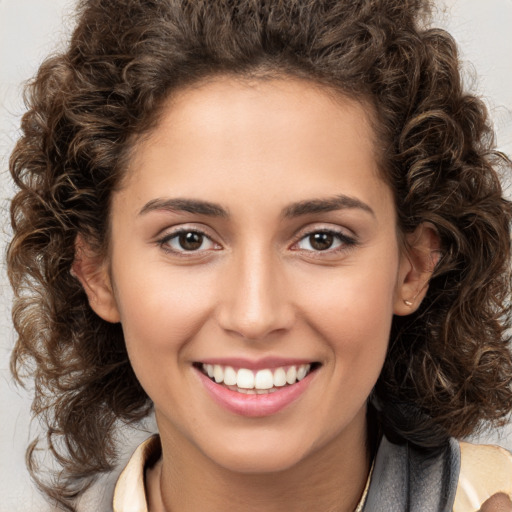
[216,248,295,341]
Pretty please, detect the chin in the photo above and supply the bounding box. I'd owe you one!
[205,439,310,474]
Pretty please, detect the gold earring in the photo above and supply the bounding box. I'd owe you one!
[403,299,413,307]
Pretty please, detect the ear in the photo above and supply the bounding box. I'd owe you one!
[71,235,121,323]
[394,222,441,316]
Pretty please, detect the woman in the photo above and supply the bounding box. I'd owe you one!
[7,0,512,511]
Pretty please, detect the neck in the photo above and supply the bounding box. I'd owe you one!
[147,415,372,512]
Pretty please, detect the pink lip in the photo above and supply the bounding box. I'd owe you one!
[198,357,314,371]
[194,366,317,417]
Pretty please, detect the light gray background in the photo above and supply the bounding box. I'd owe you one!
[1,1,511,511]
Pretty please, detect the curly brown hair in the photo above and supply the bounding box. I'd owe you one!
[8,0,512,509]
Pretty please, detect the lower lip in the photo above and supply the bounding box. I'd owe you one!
[195,368,316,417]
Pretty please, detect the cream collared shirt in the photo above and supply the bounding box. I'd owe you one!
[113,436,512,512]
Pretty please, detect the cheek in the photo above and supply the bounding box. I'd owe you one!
[309,286,393,383]
[294,251,399,383]
[112,262,217,363]
[297,262,398,343]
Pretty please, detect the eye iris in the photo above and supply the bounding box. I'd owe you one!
[310,232,334,251]
[179,232,203,250]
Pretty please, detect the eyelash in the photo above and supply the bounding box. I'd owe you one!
[157,228,219,256]
[290,228,357,256]
[156,227,357,257]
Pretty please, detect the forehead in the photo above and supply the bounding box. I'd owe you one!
[119,76,393,220]
[127,76,382,171]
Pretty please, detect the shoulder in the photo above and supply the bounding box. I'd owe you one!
[453,441,512,512]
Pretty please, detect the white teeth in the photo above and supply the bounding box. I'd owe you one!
[201,363,314,391]
[297,364,310,381]
[273,367,287,387]
[213,364,224,383]
[254,369,274,390]
[223,366,237,386]
[286,366,297,385]
[237,368,255,389]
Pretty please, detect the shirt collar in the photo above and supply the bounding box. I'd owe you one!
[113,434,161,512]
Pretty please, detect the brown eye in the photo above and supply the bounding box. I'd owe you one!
[160,230,218,253]
[178,232,204,251]
[294,229,355,253]
[309,232,334,251]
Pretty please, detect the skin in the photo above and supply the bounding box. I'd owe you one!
[480,494,512,512]
[75,77,438,511]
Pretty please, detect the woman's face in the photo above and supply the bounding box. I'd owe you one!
[83,77,420,473]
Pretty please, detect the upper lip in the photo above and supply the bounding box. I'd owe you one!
[196,357,318,370]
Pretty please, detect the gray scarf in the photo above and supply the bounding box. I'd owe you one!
[363,437,460,511]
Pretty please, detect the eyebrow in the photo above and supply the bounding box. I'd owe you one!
[138,194,375,219]
[282,195,375,218]
[139,198,229,217]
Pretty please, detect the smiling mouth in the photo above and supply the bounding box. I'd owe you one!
[195,362,321,394]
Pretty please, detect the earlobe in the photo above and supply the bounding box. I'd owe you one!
[71,235,121,323]
[394,222,441,316]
